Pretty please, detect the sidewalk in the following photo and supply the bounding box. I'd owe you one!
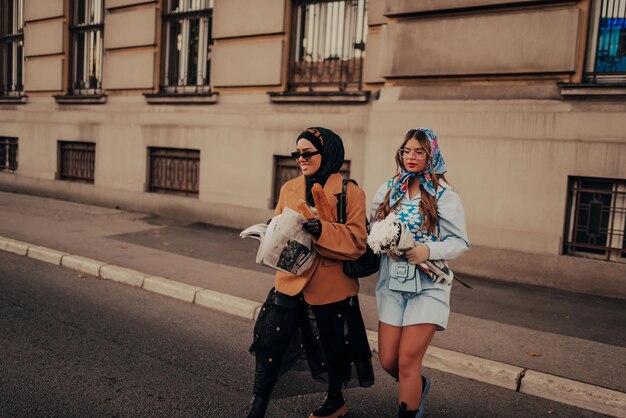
[0,191,625,417]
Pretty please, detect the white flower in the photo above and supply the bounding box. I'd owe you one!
[367,212,401,254]
[406,212,420,225]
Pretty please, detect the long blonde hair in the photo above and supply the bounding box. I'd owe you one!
[374,130,447,235]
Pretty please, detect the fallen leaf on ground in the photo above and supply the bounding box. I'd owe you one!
[547,410,555,414]
[78,273,87,279]
[527,351,543,357]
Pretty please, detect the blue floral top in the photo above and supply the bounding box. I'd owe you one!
[370,179,469,261]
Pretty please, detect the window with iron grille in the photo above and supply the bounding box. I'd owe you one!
[585,0,626,83]
[0,136,18,171]
[148,147,200,197]
[69,0,104,95]
[564,177,626,263]
[289,0,367,92]
[0,0,24,97]
[161,0,213,94]
[272,155,350,208]
[58,141,95,183]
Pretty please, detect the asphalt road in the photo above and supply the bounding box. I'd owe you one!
[0,252,607,417]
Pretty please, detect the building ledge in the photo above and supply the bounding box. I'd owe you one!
[144,92,219,105]
[268,91,370,104]
[559,83,626,98]
[0,95,27,104]
[54,94,107,105]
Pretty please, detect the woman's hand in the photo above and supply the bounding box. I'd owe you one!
[405,243,430,265]
[303,218,322,239]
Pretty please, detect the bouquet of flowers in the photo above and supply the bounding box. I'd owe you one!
[367,213,470,287]
[367,212,414,256]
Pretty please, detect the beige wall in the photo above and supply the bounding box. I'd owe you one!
[106,0,158,9]
[103,3,158,90]
[384,0,550,15]
[104,8,156,49]
[211,39,284,87]
[104,50,155,89]
[24,58,64,92]
[24,21,65,56]
[383,7,580,77]
[213,0,286,38]
[24,0,64,21]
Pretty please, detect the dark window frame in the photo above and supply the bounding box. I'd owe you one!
[0,0,24,97]
[160,0,213,95]
[563,176,626,263]
[287,0,368,93]
[585,0,626,83]
[0,136,18,172]
[69,0,104,96]
[148,147,200,197]
[58,141,96,183]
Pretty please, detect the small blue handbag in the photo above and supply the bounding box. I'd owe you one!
[388,260,420,293]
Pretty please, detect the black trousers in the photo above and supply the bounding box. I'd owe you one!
[249,288,374,398]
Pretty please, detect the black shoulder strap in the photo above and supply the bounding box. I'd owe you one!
[338,178,359,224]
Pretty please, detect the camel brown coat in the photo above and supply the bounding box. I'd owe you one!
[274,172,368,305]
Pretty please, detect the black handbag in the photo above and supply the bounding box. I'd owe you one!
[337,179,380,279]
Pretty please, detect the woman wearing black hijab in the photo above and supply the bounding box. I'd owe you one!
[247,127,374,418]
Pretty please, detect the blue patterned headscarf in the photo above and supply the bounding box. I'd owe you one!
[389,128,447,207]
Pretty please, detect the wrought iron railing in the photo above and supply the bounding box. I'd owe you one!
[564,177,626,263]
[0,0,24,96]
[58,141,96,183]
[586,0,626,82]
[0,136,18,171]
[149,147,200,197]
[289,0,367,92]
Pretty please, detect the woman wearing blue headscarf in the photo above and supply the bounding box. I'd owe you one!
[370,128,469,418]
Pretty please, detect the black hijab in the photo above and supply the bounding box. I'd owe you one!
[296,127,345,206]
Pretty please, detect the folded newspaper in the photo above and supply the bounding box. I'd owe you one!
[240,207,316,275]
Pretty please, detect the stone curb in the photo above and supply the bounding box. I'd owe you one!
[424,346,523,391]
[0,237,29,256]
[27,246,69,265]
[194,289,262,320]
[61,255,105,277]
[366,332,523,391]
[99,265,146,288]
[521,370,626,417]
[143,276,203,303]
[1,236,624,417]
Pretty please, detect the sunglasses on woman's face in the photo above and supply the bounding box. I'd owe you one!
[291,150,320,160]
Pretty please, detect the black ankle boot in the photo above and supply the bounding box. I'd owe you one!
[246,395,269,418]
[309,392,348,418]
[398,401,418,418]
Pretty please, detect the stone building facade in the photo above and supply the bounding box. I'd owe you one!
[1,0,625,297]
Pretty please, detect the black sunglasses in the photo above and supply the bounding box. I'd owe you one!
[291,150,321,160]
